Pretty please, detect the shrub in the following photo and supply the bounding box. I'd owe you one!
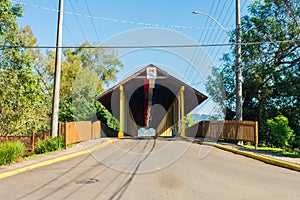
[266,115,295,149]
[34,136,65,154]
[0,141,26,165]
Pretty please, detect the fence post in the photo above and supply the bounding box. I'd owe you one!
[5,135,8,142]
[58,123,61,137]
[64,123,68,149]
[43,132,46,140]
[255,121,258,149]
[91,121,94,140]
[31,132,35,151]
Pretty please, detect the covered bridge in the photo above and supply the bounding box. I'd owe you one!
[97,64,208,137]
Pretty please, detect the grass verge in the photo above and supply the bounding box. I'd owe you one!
[0,141,25,166]
[239,144,300,158]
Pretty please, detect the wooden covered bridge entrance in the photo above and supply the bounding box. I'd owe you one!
[97,64,207,138]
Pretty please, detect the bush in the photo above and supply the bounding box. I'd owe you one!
[34,136,65,154]
[266,115,295,149]
[0,141,26,165]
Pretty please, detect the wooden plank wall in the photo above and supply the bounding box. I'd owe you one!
[186,120,258,147]
[64,121,101,145]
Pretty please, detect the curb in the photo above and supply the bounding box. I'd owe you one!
[186,137,300,172]
[0,139,118,179]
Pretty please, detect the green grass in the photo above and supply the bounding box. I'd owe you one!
[239,144,300,158]
[23,142,75,161]
[0,138,77,165]
[34,136,65,154]
[0,141,26,165]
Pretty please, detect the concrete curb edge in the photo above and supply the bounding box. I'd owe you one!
[186,137,300,172]
[0,139,118,179]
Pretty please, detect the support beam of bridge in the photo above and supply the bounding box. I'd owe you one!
[180,86,185,137]
[118,85,124,138]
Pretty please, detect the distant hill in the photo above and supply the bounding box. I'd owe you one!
[190,114,211,122]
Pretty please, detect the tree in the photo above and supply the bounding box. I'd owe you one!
[0,1,49,135]
[42,42,123,126]
[185,114,196,128]
[95,102,119,131]
[267,115,295,149]
[207,0,300,146]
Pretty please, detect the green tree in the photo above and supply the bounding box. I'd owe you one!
[0,1,49,135]
[185,114,196,128]
[43,42,123,127]
[207,0,300,146]
[95,102,119,131]
[267,115,295,149]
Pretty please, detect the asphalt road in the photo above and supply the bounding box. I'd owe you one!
[0,137,299,200]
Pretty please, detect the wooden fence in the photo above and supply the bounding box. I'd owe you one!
[1,120,257,151]
[0,120,117,152]
[60,121,101,145]
[186,120,258,148]
[0,132,49,151]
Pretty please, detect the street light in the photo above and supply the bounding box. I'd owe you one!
[192,8,242,122]
[192,11,231,38]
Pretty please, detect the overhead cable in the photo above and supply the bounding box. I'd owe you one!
[84,0,101,41]
[1,39,298,49]
[12,0,234,31]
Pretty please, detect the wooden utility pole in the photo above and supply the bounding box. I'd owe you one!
[51,0,64,137]
[235,0,242,121]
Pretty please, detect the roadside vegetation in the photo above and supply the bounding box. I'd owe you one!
[0,0,122,165]
[239,143,300,158]
[0,1,122,138]
[206,0,300,152]
[0,141,25,166]
[34,136,65,154]
[0,0,299,164]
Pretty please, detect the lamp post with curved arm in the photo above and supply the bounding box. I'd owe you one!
[192,11,231,38]
[192,5,242,121]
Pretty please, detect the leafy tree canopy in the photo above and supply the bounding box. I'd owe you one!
[206,0,300,147]
[42,43,123,126]
[0,1,49,135]
[0,1,123,134]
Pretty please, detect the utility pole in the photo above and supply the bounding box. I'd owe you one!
[235,0,242,121]
[51,0,64,137]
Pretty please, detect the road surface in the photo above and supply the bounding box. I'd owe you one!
[0,137,299,200]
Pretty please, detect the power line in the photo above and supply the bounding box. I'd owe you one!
[190,0,240,84]
[191,0,224,81]
[186,1,219,81]
[184,0,218,80]
[84,0,101,41]
[1,39,298,49]
[241,0,249,13]
[190,1,235,84]
[188,0,228,83]
[51,0,76,45]
[69,0,88,42]
[0,44,232,49]
[13,0,234,31]
[63,23,77,45]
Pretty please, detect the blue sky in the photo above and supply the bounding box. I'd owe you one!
[16,0,251,46]
[15,0,253,117]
